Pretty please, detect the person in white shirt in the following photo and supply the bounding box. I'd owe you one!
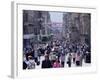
[27,56,36,69]
[75,53,81,66]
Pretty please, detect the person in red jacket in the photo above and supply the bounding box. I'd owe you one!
[53,58,61,68]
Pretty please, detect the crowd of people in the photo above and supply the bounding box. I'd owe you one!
[23,40,91,69]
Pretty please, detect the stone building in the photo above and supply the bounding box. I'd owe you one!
[23,10,51,47]
[63,12,91,44]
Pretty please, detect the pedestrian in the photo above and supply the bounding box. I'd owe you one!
[27,56,36,69]
[67,53,72,67]
[72,52,76,63]
[60,51,66,67]
[34,49,38,64]
[76,53,81,66]
[85,51,91,63]
[79,51,84,66]
[39,46,45,55]
[53,58,61,68]
[31,48,35,59]
[23,61,27,69]
[41,55,52,68]
[49,51,57,66]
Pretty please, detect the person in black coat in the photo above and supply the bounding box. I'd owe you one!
[42,55,52,68]
[23,61,27,69]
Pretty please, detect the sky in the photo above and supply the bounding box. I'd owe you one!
[49,11,63,23]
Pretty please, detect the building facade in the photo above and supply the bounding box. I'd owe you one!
[23,10,51,47]
[63,12,91,44]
